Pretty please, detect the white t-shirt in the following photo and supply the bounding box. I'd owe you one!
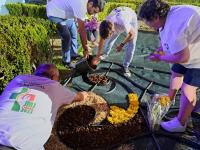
[46,0,88,21]
[0,75,76,150]
[106,7,138,34]
[160,5,200,68]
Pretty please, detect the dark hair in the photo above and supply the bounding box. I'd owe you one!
[88,0,106,11]
[138,0,170,21]
[34,64,58,79]
[99,20,113,39]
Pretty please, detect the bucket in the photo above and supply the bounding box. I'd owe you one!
[75,55,97,74]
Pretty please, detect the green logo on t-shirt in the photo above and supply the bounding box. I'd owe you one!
[10,87,36,114]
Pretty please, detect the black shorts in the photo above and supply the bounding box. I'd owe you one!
[0,145,15,150]
[171,64,200,88]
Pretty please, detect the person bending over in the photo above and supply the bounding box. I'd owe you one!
[0,64,88,149]
[46,0,105,67]
[94,7,138,77]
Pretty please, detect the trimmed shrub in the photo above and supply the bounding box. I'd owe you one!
[107,0,142,3]
[6,3,46,19]
[5,3,57,35]
[6,1,200,21]
[28,0,47,5]
[167,1,200,6]
[0,16,53,92]
[98,2,136,21]
[6,2,137,21]
[166,0,200,4]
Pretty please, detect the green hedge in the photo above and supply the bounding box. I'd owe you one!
[107,0,200,5]
[0,16,53,92]
[6,3,46,19]
[6,1,200,21]
[6,2,137,21]
[166,0,200,4]
[28,0,47,5]
[107,0,141,3]
[98,2,136,21]
[5,3,57,36]
[167,1,200,6]
[106,0,200,13]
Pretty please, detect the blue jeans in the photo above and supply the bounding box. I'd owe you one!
[48,16,78,63]
[87,30,98,41]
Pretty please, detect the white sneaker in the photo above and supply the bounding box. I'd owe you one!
[123,67,131,77]
[99,54,108,60]
[161,117,186,132]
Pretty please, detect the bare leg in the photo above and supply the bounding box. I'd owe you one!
[178,83,197,125]
[168,71,184,100]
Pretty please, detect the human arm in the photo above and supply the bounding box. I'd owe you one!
[49,82,88,105]
[116,28,135,52]
[96,37,106,58]
[92,37,106,65]
[77,18,89,58]
[73,91,88,102]
[154,43,164,54]
[149,47,190,64]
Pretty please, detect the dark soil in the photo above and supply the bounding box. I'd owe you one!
[45,105,148,150]
[88,74,109,85]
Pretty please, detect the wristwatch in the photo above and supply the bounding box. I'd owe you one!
[120,42,125,47]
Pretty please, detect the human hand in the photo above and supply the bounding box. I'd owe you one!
[91,56,100,66]
[148,53,161,62]
[116,44,123,52]
[83,50,89,59]
[153,49,165,56]
[75,91,88,102]
[80,91,88,101]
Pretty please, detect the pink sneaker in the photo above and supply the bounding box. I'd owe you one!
[161,117,186,132]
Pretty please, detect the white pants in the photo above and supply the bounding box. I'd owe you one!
[103,32,137,68]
